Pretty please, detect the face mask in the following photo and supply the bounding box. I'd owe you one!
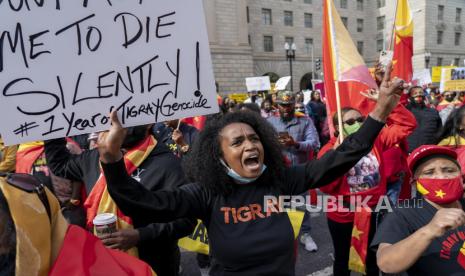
[220,159,267,184]
[343,122,362,136]
[416,176,464,204]
[425,88,431,94]
[122,126,148,149]
[410,96,425,106]
[445,95,455,102]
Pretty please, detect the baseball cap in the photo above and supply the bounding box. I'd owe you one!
[407,145,458,174]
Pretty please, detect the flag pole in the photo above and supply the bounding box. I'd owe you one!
[334,80,344,144]
[388,0,399,51]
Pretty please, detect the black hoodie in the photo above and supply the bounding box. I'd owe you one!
[44,137,196,275]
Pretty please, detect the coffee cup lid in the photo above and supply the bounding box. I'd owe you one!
[93,213,117,226]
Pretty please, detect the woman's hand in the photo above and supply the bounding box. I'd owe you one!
[98,111,127,163]
[370,62,407,122]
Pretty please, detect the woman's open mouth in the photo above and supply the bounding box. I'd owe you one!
[243,154,261,171]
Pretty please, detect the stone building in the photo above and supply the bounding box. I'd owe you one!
[204,0,465,94]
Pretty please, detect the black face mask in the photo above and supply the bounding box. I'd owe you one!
[409,96,425,107]
[121,125,149,149]
[445,95,456,102]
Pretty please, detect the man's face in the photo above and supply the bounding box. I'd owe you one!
[410,88,424,98]
[278,103,295,121]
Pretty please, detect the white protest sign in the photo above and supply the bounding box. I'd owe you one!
[0,0,218,145]
[412,69,432,86]
[274,76,291,91]
[245,76,271,92]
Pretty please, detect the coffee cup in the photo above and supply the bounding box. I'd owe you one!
[93,213,117,237]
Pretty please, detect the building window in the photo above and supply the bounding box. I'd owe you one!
[438,5,444,21]
[377,16,385,31]
[304,13,313,28]
[246,6,250,23]
[285,37,294,46]
[284,11,294,26]
[304,0,312,3]
[357,0,363,11]
[457,8,462,23]
[437,57,443,66]
[340,0,347,9]
[357,41,364,55]
[454,58,460,66]
[437,30,443,44]
[248,35,251,45]
[377,0,385,8]
[376,39,384,52]
[264,36,273,52]
[262,9,272,25]
[305,38,313,54]
[455,32,461,46]
[357,19,364,32]
[284,0,291,1]
[341,17,348,28]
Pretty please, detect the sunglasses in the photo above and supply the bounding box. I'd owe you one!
[343,116,365,126]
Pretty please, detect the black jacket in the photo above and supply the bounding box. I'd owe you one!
[44,137,196,275]
[406,104,442,152]
[102,117,385,275]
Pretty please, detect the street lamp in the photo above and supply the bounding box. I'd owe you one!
[424,52,431,69]
[285,42,296,91]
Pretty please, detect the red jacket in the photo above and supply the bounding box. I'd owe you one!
[318,104,416,223]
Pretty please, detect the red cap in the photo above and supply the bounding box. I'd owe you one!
[407,145,458,173]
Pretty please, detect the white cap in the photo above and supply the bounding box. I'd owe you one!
[93,213,117,226]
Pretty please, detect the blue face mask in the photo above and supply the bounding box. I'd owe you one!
[220,159,267,184]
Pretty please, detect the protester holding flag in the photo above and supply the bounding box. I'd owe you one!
[318,85,416,275]
[44,125,196,276]
[0,135,17,173]
[372,145,465,275]
[97,66,405,275]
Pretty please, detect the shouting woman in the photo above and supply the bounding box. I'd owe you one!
[98,65,404,275]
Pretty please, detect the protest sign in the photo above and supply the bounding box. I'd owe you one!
[245,76,271,92]
[0,0,218,145]
[432,66,456,83]
[274,76,291,91]
[412,69,432,86]
[440,67,465,92]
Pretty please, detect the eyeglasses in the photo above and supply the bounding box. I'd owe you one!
[343,116,365,126]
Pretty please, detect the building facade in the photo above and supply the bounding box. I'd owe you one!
[204,0,465,94]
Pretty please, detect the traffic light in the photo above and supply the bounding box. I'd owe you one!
[315,59,321,71]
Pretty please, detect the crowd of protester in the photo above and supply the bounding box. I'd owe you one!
[3,61,465,276]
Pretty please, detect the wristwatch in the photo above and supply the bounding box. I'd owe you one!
[180,144,190,153]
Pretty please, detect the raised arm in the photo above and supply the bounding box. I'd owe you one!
[98,112,209,225]
[288,62,406,194]
[101,159,208,225]
[288,116,384,194]
[44,138,92,182]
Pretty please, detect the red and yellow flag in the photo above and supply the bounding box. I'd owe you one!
[50,225,156,276]
[348,207,371,274]
[15,141,44,173]
[392,0,413,82]
[84,135,157,257]
[322,0,377,126]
